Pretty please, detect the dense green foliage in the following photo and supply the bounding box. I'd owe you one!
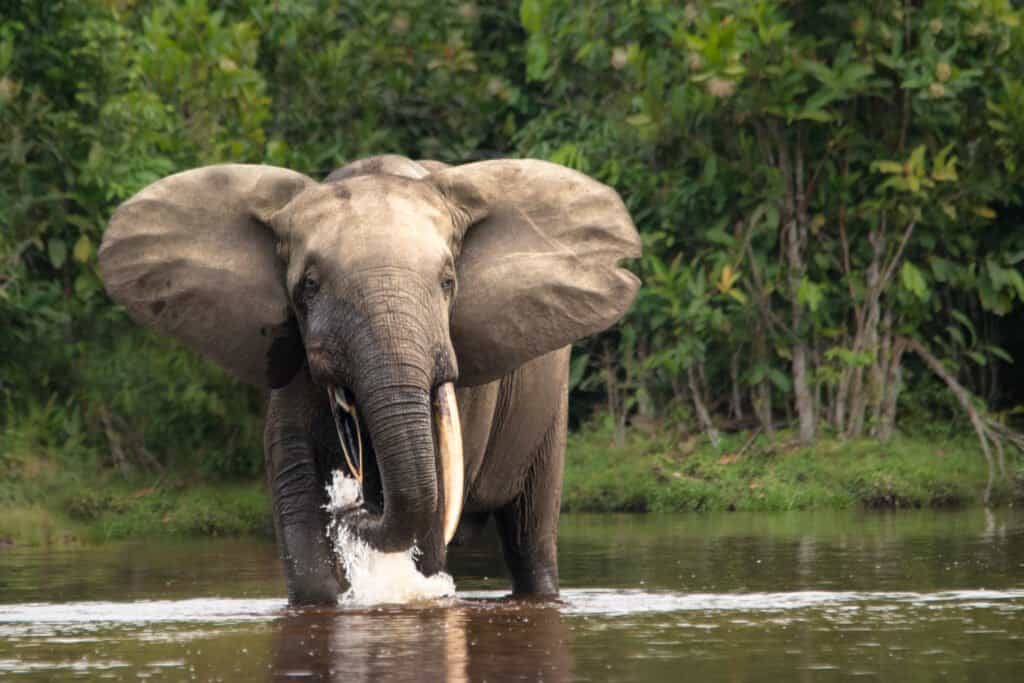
[2,1,1023,495]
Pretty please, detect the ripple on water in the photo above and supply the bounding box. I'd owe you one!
[1,588,1022,680]
[2,588,1022,628]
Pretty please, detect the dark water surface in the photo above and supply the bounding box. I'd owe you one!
[1,509,1022,681]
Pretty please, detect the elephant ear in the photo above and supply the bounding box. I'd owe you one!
[99,164,315,388]
[430,159,641,387]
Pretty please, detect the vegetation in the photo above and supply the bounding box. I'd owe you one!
[563,418,1023,513]
[4,415,1019,547]
[3,1,1024,544]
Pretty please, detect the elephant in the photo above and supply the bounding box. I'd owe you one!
[98,154,640,605]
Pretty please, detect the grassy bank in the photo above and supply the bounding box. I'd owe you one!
[0,442,271,547]
[1,420,1021,547]
[563,421,1023,513]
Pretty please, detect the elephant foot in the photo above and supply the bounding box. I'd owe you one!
[289,577,342,607]
[510,565,559,597]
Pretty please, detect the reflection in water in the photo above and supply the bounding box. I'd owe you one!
[1,509,1022,681]
[270,601,572,682]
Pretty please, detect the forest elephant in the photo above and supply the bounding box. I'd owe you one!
[99,154,640,605]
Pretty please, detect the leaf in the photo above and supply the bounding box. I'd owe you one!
[972,206,997,220]
[797,277,824,312]
[717,264,740,292]
[930,256,956,283]
[908,145,927,172]
[727,288,747,304]
[987,345,1013,364]
[931,143,958,182]
[48,238,67,269]
[704,224,734,247]
[795,108,833,123]
[965,351,987,366]
[945,325,965,347]
[520,0,545,34]
[525,36,548,81]
[871,160,904,174]
[900,261,929,301]
[950,310,976,337]
[767,367,792,392]
[568,352,590,391]
[72,235,93,263]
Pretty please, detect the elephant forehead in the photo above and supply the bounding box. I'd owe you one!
[286,179,454,275]
[290,176,451,237]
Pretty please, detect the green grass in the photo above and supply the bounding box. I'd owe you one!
[2,416,1021,547]
[0,473,272,547]
[0,506,81,547]
[0,424,272,547]
[563,420,1023,513]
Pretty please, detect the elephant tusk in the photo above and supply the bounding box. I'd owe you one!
[434,382,464,545]
[330,386,363,483]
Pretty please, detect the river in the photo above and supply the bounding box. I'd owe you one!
[1,509,1022,680]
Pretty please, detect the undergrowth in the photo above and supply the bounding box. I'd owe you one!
[2,412,1020,547]
[562,417,1022,513]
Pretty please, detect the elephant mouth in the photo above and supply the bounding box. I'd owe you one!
[327,383,464,546]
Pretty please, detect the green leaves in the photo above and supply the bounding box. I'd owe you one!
[47,239,67,269]
[520,0,548,34]
[4,0,1024,459]
[797,278,824,313]
[900,262,930,302]
[72,235,93,264]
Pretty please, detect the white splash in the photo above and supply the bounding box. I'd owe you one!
[325,471,455,606]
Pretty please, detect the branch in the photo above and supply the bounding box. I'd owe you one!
[743,237,786,334]
[899,336,1022,505]
[878,220,917,294]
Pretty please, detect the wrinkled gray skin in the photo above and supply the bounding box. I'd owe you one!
[99,154,640,605]
[269,342,570,604]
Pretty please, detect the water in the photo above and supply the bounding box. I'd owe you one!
[1,509,1022,681]
[326,472,455,605]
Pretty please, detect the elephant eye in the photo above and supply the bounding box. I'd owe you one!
[441,277,455,297]
[294,270,320,310]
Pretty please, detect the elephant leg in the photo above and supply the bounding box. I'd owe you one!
[414,517,447,577]
[452,511,491,546]
[265,388,341,606]
[495,400,567,596]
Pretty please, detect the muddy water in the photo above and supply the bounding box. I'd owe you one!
[1,509,1022,681]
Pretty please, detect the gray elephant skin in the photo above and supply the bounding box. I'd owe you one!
[99,154,641,605]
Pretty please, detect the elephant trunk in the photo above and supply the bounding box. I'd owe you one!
[320,271,462,557]
[353,369,438,553]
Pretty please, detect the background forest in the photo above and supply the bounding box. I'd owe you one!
[3,1,1024,539]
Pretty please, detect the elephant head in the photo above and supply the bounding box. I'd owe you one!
[98,155,640,556]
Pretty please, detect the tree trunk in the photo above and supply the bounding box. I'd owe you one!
[792,343,815,443]
[730,350,744,420]
[602,345,625,448]
[869,308,893,436]
[688,365,720,447]
[846,224,885,438]
[753,328,774,437]
[876,338,905,442]
[778,124,815,443]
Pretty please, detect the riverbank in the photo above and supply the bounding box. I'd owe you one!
[562,422,1021,513]
[1,422,1020,547]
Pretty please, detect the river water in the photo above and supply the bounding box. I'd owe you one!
[1,509,1022,681]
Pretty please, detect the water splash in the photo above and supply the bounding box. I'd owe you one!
[325,471,455,606]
